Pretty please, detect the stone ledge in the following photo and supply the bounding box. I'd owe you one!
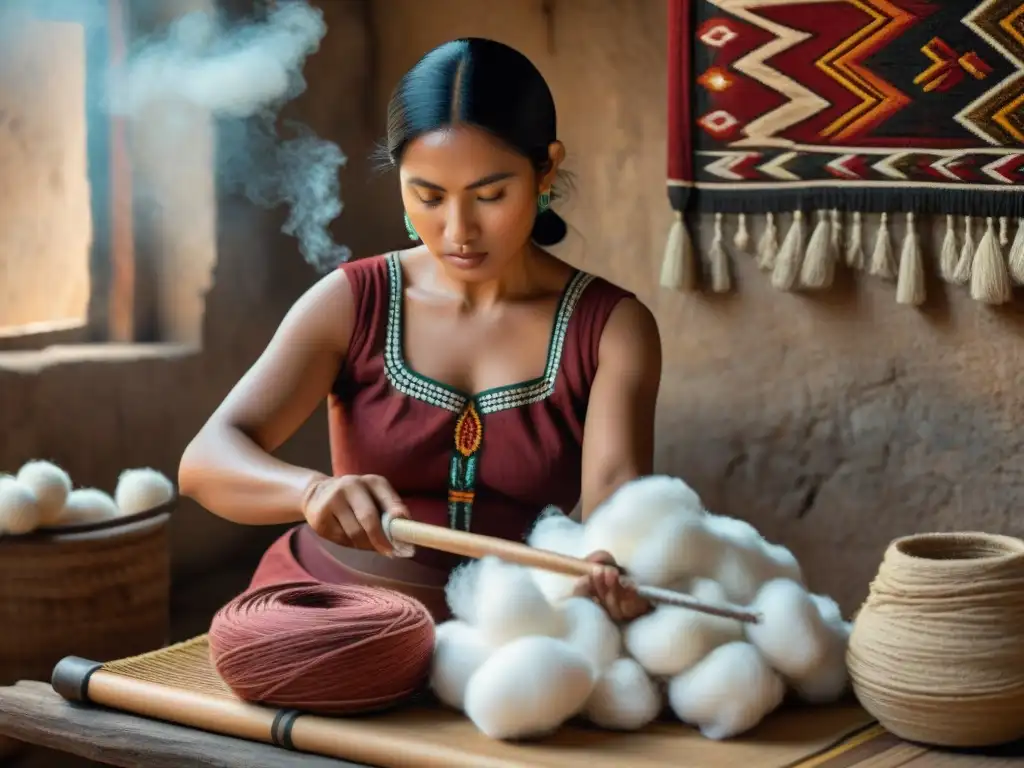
[0,343,200,373]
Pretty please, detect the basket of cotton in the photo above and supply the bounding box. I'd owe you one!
[0,461,177,685]
[429,475,853,742]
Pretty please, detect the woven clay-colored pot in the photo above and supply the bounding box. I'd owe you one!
[0,506,172,686]
[847,532,1024,747]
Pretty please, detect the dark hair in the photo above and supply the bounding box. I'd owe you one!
[379,38,568,246]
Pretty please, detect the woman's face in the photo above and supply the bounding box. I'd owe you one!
[399,125,561,280]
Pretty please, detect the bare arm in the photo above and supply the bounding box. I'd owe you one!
[177,269,356,525]
[579,297,663,520]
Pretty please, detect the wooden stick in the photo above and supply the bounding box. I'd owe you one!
[382,515,761,624]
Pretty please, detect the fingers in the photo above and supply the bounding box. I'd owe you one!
[595,566,626,621]
[572,574,592,598]
[584,550,616,566]
[575,563,651,622]
[363,475,410,519]
[342,479,393,555]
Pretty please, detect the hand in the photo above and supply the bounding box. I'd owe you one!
[301,474,410,556]
[572,550,651,622]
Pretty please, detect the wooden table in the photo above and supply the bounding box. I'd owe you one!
[1,679,1021,768]
[0,681,359,768]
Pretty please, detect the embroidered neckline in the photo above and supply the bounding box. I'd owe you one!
[383,252,594,415]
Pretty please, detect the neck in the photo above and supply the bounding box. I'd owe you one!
[429,244,542,309]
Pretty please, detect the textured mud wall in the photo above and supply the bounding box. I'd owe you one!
[2,0,1020,619]
[369,0,1024,614]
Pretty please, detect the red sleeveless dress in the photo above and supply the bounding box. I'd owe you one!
[249,252,633,606]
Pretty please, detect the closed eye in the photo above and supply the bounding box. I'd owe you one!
[477,189,506,203]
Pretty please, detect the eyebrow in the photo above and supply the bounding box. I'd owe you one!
[407,172,515,192]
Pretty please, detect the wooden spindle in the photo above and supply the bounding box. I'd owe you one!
[382,515,761,624]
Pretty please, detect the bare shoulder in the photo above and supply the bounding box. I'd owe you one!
[599,291,662,364]
[273,261,369,355]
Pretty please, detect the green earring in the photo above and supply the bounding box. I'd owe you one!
[404,212,419,241]
[537,190,551,213]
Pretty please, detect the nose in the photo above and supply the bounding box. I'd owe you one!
[444,198,480,247]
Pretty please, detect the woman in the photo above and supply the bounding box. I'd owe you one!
[178,38,662,624]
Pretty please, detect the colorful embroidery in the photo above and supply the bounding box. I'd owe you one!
[448,400,483,530]
[383,252,594,530]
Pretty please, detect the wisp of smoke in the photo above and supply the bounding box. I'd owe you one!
[113,0,351,272]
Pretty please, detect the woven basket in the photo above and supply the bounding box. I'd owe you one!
[0,501,173,686]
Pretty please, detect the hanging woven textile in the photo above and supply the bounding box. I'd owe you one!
[661,0,1024,306]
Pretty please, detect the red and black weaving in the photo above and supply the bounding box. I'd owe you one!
[662,0,1024,303]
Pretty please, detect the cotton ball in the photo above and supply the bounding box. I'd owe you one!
[746,578,830,679]
[445,560,482,624]
[689,577,747,637]
[464,635,595,740]
[114,467,175,516]
[810,593,844,627]
[430,621,494,711]
[584,657,662,731]
[55,488,120,526]
[526,506,587,604]
[16,461,72,525]
[712,538,805,604]
[472,556,566,646]
[583,475,704,569]
[790,594,853,704]
[624,584,742,678]
[667,641,785,740]
[0,477,42,535]
[704,513,763,545]
[627,515,725,587]
[712,542,765,603]
[762,542,804,584]
[559,597,622,672]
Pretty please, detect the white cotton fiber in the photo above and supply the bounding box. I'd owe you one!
[712,538,805,604]
[470,557,567,646]
[56,488,120,526]
[16,460,72,526]
[583,475,705,570]
[584,657,662,731]
[114,467,175,516]
[463,635,595,740]
[810,593,844,627]
[762,542,804,584]
[430,620,494,711]
[745,578,831,679]
[703,513,763,545]
[624,590,741,679]
[790,594,853,704]
[667,641,785,740]
[0,477,41,535]
[526,507,587,604]
[558,596,622,672]
[445,560,482,624]
[626,515,726,587]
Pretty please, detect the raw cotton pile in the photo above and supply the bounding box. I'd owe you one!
[430,475,851,741]
[0,461,175,536]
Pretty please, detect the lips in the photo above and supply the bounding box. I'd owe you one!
[443,251,489,268]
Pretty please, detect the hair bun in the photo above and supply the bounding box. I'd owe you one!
[531,208,568,247]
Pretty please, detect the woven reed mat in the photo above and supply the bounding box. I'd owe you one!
[79,635,893,768]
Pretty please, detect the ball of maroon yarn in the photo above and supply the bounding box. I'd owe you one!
[208,581,435,715]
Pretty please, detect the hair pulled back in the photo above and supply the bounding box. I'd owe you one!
[382,38,567,246]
